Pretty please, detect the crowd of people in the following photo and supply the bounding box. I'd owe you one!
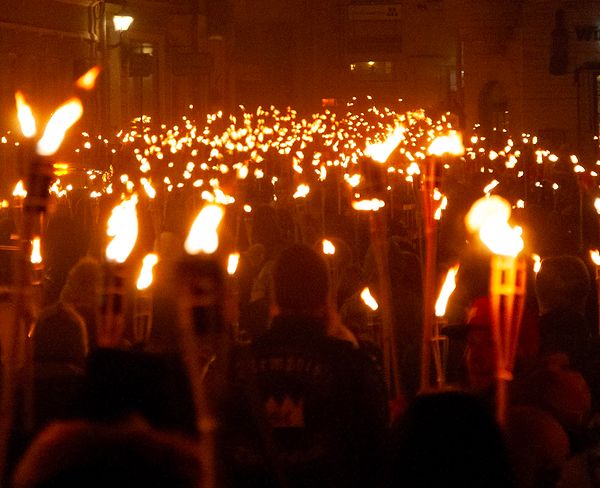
[0,175,600,488]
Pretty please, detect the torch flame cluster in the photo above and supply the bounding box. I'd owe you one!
[15,65,99,156]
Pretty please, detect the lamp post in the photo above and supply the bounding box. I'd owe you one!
[99,1,134,132]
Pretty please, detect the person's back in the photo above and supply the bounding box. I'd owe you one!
[388,391,515,488]
[12,419,200,488]
[221,244,388,488]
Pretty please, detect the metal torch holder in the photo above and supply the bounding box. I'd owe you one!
[431,316,449,389]
[489,254,527,425]
[100,263,129,348]
[133,290,153,348]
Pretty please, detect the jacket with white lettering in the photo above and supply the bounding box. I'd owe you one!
[219,314,388,488]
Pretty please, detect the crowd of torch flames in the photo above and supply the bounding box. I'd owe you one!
[3,65,600,481]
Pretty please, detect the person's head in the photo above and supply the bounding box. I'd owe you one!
[12,419,200,488]
[60,257,102,309]
[390,391,514,487]
[535,255,590,314]
[273,244,329,317]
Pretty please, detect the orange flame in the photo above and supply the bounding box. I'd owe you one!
[466,196,524,257]
[75,66,101,91]
[428,131,464,156]
[360,287,378,311]
[227,252,240,275]
[184,204,224,255]
[136,253,158,290]
[37,98,83,156]
[15,92,37,138]
[595,198,600,215]
[30,237,42,264]
[364,124,404,163]
[532,254,541,273]
[12,180,27,198]
[322,239,335,255]
[105,195,139,263]
[293,184,310,199]
[435,265,459,317]
[591,249,600,266]
[352,198,385,211]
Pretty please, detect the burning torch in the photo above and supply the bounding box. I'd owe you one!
[432,264,459,388]
[174,203,227,488]
[133,253,158,348]
[466,195,526,425]
[101,195,139,348]
[420,131,464,393]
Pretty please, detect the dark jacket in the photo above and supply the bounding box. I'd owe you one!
[220,314,388,488]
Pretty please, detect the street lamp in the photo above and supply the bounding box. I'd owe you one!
[113,4,134,33]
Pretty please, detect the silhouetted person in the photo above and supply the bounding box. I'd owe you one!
[12,418,200,488]
[221,244,388,488]
[389,391,515,488]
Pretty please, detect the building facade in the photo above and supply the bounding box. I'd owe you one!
[450,0,600,159]
[0,0,227,132]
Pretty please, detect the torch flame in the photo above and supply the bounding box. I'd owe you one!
[140,178,156,199]
[37,98,83,156]
[428,130,464,156]
[227,252,240,275]
[184,204,224,255]
[322,239,335,255]
[30,237,42,265]
[352,198,385,211]
[136,253,158,290]
[594,198,600,215]
[75,66,101,91]
[360,287,378,311]
[435,265,459,317]
[15,92,37,138]
[591,249,600,266]
[105,195,139,263]
[12,180,27,198]
[532,254,541,273]
[466,196,524,257]
[293,184,310,199]
[364,124,404,163]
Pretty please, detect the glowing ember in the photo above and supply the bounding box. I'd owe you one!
[30,237,42,264]
[435,265,459,317]
[37,98,83,156]
[360,287,378,311]
[428,130,464,156]
[532,254,541,273]
[75,66,101,91]
[184,204,224,255]
[12,180,27,198]
[591,249,600,266]
[227,252,240,275]
[136,253,158,290]
[15,92,37,138]
[105,195,139,263]
[364,124,404,163]
[352,198,385,211]
[293,184,310,199]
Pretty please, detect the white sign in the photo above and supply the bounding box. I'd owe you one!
[348,4,400,21]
